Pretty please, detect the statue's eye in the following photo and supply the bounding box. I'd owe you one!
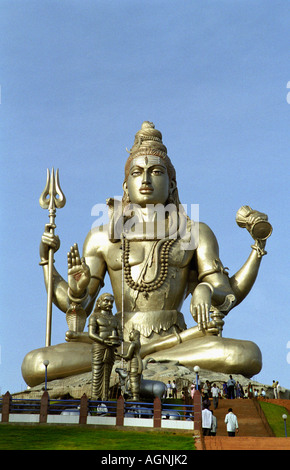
[151,168,165,176]
[131,169,142,177]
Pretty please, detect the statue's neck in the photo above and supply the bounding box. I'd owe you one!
[123,214,171,240]
[138,207,162,222]
[108,199,188,242]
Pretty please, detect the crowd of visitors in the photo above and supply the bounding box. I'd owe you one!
[164,380,178,399]
[164,374,274,401]
[200,376,241,437]
[163,373,281,437]
[162,373,283,438]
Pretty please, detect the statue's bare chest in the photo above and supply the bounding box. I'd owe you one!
[105,239,193,271]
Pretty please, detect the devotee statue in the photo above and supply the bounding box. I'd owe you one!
[21,121,272,387]
[88,293,121,400]
[116,329,143,402]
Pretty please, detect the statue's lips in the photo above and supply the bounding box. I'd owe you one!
[139,187,153,194]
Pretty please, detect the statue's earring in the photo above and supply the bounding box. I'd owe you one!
[167,180,177,204]
[122,182,130,206]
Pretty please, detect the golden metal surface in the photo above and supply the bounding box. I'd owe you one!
[22,122,272,386]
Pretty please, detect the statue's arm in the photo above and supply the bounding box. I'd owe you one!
[195,222,235,304]
[79,229,107,316]
[190,223,235,329]
[39,225,107,315]
[229,240,265,306]
[229,205,271,305]
[119,342,135,361]
[40,265,69,313]
[88,318,104,345]
[190,217,271,329]
[39,225,69,313]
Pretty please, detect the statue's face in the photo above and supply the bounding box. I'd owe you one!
[99,295,114,312]
[129,329,140,342]
[124,156,171,207]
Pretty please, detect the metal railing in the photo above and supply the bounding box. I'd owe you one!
[88,399,117,417]
[162,402,194,421]
[6,398,41,415]
[1,391,201,429]
[124,400,154,419]
[48,398,82,415]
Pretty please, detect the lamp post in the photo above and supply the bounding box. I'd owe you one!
[193,365,200,391]
[43,360,49,392]
[282,414,288,437]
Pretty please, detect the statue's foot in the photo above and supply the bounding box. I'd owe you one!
[21,342,92,387]
[144,336,262,378]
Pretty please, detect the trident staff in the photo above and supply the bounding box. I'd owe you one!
[39,168,66,346]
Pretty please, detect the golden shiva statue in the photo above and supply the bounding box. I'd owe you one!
[21,121,272,387]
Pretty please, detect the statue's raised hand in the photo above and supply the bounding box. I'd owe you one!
[67,243,91,298]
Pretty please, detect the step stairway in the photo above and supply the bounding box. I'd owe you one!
[207,398,270,436]
[201,398,290,450]
[203,436,290,450]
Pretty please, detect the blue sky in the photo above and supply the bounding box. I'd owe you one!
[1,1,289,394]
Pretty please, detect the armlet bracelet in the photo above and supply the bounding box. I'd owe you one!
[67,288,89,304]
[198,282,214,294]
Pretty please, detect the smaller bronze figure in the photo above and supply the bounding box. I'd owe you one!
[118,329,143,402]
[88,293,121,401]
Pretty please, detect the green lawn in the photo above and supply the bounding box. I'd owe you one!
[1,401,288,449]
[259,401,289,437]
[0,425,196,450]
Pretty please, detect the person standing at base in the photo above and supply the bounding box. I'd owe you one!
[225,408,239,436]
[277,381,281,399]
[272,380,278,398]
[227,375,236,399]
[211,383,220,409]
[248,382,253,398]
[172,380,177,399]
[166,380,173,398]
[210,410,217,436]
[202,405,213,436]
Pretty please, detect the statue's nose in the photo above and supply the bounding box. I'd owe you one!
[142,169,151,185]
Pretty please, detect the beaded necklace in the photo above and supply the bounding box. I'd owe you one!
[122,238,176,293]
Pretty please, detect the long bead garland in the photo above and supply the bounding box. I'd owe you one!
[122,238,176,293]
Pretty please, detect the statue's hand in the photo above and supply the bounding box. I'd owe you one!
[40,223,60,259]
[67,243,91,297]
[190,283,212,331]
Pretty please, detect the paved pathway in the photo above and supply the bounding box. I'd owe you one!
[203,436,290,450]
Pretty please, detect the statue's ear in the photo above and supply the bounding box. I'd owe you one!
[169,179,176,194]
[122,181,130,206]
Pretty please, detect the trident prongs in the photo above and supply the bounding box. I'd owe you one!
[39,168,66,212]
[39,168,66,347]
